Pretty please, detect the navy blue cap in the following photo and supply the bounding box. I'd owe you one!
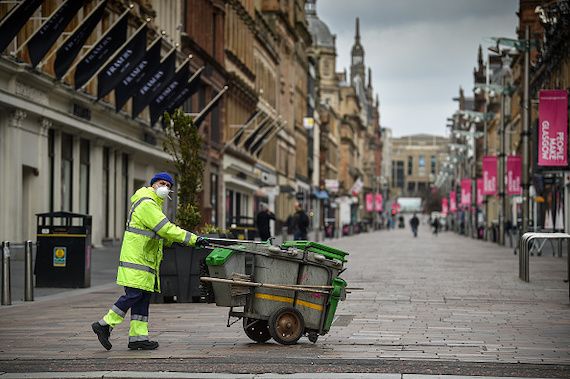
[150,172,175,187]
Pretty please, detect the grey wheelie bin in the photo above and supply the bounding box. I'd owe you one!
[202,240,348,345]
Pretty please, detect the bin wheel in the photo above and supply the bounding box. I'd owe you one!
[307,331,319,343]
[243,318,271,343]
[268,307,305,345]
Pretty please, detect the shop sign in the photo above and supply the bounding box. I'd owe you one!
[324,179,339,193]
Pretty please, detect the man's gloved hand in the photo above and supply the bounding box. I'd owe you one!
[195,236,210,248]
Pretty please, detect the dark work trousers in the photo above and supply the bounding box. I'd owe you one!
[115,287,151,318]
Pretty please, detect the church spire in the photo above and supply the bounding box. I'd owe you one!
[355,17,360,41]
[368,68,372,89]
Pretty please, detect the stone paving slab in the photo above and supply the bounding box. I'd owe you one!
[0,226,569,376]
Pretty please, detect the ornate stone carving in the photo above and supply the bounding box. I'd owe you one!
[15,81,48,105]
[11,109,27,127]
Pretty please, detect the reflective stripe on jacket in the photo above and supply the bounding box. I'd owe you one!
[116,186,198,292]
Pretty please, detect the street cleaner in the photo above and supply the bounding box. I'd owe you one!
[92,172,209,351]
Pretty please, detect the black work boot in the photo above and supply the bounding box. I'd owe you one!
[128,340,159,350]
[91,322,112,350]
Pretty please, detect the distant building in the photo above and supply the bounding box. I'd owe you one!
[390,134,449,199]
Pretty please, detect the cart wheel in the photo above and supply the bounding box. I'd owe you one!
[243,318,271,343]
[307,331,318,343]
[268,307,305,345]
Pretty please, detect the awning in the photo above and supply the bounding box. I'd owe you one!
[312,190,329,200]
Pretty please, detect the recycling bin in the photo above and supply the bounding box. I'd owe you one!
[35,211,92,288]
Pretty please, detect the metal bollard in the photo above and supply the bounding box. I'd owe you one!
[2,241,11,305]
[25,240,34,301]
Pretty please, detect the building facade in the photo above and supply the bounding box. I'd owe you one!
[390,134,449,199]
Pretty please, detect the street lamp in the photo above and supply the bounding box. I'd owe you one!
[491,26,537,235]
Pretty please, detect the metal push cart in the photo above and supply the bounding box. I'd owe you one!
[201,239,348,345]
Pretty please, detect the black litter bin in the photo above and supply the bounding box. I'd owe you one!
[35,211,92,288]
[151,244,210,303]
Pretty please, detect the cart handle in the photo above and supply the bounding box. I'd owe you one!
[206,237,271,245]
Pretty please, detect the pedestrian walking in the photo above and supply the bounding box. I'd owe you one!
[91,172,210,351]
[291,201,310,240]
[255,203,275,242]
[409,213,419,237]
[432,217,440,236]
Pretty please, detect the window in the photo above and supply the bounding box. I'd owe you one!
[407,156,413,176]
[393,160,404,189]
[79,139,90,214]
[407,181,415,194]
[431,155,437,174]
[61,133,73,212]
[418,154,425,175]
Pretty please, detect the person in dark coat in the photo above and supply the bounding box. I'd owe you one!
[255,203,275,241]
[409,213,420,237]
[292,202,310,240]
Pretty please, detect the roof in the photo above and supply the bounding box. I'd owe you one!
[306,1,335,49]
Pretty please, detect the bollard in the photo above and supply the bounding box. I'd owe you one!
[2,241,11,305]
[25,240,34,301]
[281,227,287,244]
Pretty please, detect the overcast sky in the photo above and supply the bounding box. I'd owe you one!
[316,0,519,138]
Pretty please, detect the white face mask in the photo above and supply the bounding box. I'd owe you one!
[155,185,172,200]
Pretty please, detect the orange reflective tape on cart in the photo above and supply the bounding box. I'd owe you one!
[254,293,323,311]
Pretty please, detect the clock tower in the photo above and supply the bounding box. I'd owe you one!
[350,17,365,86]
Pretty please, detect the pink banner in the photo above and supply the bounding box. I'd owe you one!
[365,193,374,212]
[375,193,383,212]
[507,155,522,195]
[450,192,457,213]
[482,156,497,195]
[461,179,471,207]
[538,90,568,167]
[477,178,483,205]
[441,198,448,215]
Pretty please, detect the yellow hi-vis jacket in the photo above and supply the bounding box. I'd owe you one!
[116,186,198,292]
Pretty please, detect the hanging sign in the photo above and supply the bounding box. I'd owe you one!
[538,90,568,167]
[507,155,522,195]
[482,156,497,195]
[375,193,383,212]
[365,193,374,212]
[477,178,484,205]
[450,192,457,213]
[461,179,471,207]
[441,198,449,215]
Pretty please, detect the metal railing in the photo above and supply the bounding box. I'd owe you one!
[518,232,570,300]
[1,240,35,305]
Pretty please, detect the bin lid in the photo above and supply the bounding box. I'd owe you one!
[281,241,349,262]
[205,248,235,266]
[36,211,92,219]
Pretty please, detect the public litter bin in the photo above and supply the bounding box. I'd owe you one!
[35,211,92,288]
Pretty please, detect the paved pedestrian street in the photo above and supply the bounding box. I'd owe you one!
[1,226,569,378]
